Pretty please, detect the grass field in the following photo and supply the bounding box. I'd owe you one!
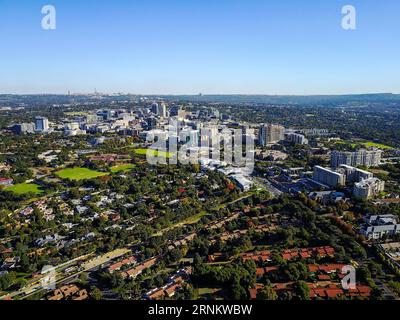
[134,148,174,158]
[110,163,136,173]
[5,183,44,195]
[335,140,394,150]
[55,167,109,181]
[363,141,393,150]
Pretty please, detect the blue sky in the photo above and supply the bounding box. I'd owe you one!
[0,0,399,95]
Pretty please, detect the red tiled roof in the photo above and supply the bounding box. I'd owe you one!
[308,265,319,273]
[318,275,331,281]
[265,266,279,273]
[256,268,266,276]
[325,288,344,298]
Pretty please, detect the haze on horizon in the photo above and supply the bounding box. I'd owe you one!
[1,0,400,95]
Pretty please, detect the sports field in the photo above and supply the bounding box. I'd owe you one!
[5,183,44,195]
[55,167,109,181]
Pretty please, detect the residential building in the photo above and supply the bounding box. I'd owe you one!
[0,178,13,186]
[353,178,385,199]
[331,149,382,168]
[312,166,346,188]
[11,122,35,134]
[338,165,373,183]
[258,124,285,146]
[361,224,400,240]
[361,214,399,239]
[284,132,308,145]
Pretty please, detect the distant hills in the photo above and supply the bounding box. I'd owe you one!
[156,93,400,105]
[1,93,400,106]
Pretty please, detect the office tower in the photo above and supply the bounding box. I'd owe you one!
[258,124,285,146]
[151,102,159,115]
[35,117,49,132]
[353,178,385,199]
[151,102,167,117]
[159,103,167,118]
[313,166,346,188]
[331,149,382,168]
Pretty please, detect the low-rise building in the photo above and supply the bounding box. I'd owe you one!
[0,178,13,186]
[361,224,400,240]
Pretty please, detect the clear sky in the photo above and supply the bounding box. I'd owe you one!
[0,0,399,95]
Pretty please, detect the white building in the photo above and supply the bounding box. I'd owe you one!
[331,149,382,168]
[338,165,373,183]
[229,174,253,192]
[353,178,385,199]
[312,166,346,188]
[284,132,308,145]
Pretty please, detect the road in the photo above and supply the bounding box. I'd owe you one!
[254,177,283,197]
[0,248,131,300]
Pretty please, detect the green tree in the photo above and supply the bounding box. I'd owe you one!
[257,285,278,300]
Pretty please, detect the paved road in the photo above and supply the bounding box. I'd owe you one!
[0,248,131,300]
[254,177,282,197]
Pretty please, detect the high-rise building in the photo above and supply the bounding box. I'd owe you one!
[11,122,35,134]
[151,102,167,117]
[258,124,285,146]
[337,165,373,183]
[179,128,200,146]
[331,149,382,168]
[284,132,308,145]
[160,103,167,118]
[35,117,49,132]
[313,166,346,188]
[151,102,159,115]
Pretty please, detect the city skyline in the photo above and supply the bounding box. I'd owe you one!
[1,0,400,95]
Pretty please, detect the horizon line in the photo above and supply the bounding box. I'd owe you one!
[0,92,399,97]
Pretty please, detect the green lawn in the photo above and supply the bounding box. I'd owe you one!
[5,183,44,195]
[110,163,136,173]
[55,167,109,181]
[134,148,173,158]
[363,141,393,150]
